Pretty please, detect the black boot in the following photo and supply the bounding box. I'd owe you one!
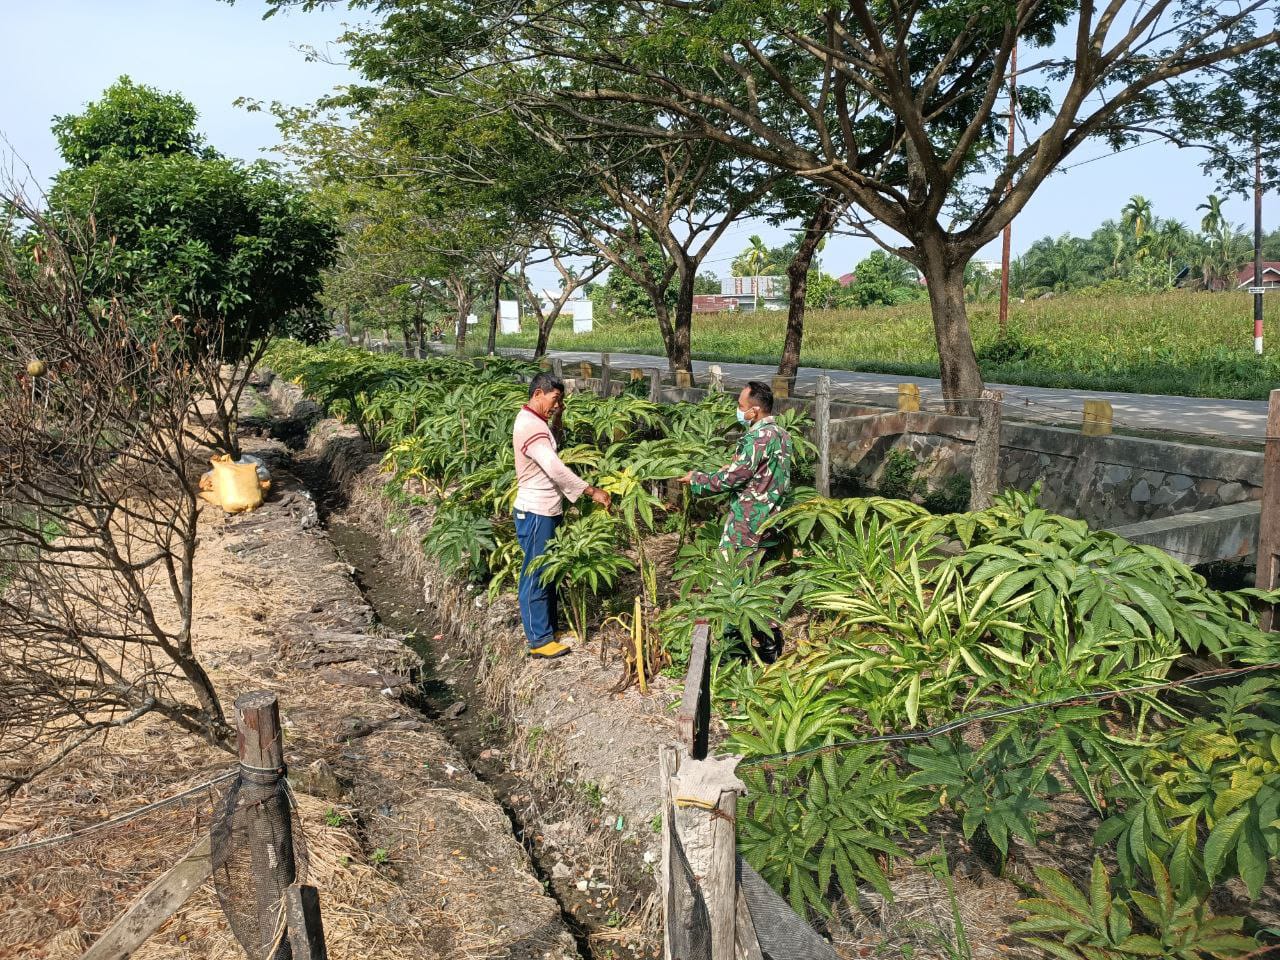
[755,628,783,665]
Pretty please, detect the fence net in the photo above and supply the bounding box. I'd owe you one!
[720,664,1280,958]
[211,768,309,960]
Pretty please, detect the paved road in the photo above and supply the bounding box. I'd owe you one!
[503,347,1270,442]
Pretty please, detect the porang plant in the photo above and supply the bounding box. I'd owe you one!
[269,342,1280,947]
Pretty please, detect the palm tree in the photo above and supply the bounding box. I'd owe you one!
[1121,195,1154,260]
[740,235,774,310]
[1201,221,1250,291]
[1153,220,1193,285]
[1197,194,1226,235]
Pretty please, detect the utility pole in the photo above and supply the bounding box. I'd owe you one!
[1255,133,1265,356]
[998,42,1018,336]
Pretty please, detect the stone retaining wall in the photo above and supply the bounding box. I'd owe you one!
[830,411,1263,529]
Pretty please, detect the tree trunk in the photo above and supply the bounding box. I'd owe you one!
[920,239,985,413]
[454,294,471,357]
[780,197,839,381]
[535,305,563,358]
[487,275,501,355]
[670,261,696,377]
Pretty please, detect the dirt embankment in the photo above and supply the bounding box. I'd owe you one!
[1,424,578,960]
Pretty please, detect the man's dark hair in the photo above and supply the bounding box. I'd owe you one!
[529,372,565,398]
[745,380,774,413]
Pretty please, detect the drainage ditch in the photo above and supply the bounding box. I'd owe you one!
[285,437,657,960]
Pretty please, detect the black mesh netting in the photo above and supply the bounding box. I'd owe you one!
[211,769,308,960]
[666,802,712,960]
[737,856,838,960]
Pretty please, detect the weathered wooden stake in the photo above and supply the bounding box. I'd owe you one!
[601,353,612,396]
[538,356,551,372]
[551,358,564,380]
[235,691,296,960]
[360,329,371,351]
[648,369,663,404]
[815,375,831,498]
[708,365,724,392]
[284,885,328,960]
[81,837,212,960]
[676,622,711,759]
[1082,399,1113,436]
[770,375,790,399]
[676,370,694,389]
[579,360,593,382]
[970,389,1004,511]
[897,383,921,412]
[1257,389,1280,630]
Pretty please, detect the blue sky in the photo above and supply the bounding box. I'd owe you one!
[1,1,1268,290]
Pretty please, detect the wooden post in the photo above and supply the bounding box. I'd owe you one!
[675,370,693,389]
[284,885,329,960]
[601,353,612,396]
[659,745,680,960]
[235,691,296,960]
[897,383,921,412]
[1082,399,1113,436]
[551,358,564,380]
[1257,389,1280,630]
[670,758,745,960]
[538,356,551,372]
[360,329,371,351]
[676,622,711,759]
[770,375,790,400]
[708,365,724,392]
[970,389,1004,511]
[648,368,663,404]
[579,360,593,382]
[815,375,831,498]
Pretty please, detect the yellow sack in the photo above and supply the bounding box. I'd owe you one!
[209,455,263,513]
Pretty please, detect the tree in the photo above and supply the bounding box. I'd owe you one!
[0,194,230,797]
[49,78,337,456]
[693,271,721,295]
[51,75,205,166]
[414,0,1277,406]
[850,251,919,308]
[1198,194,1227,235]
[738,235,774,310]
[1121,195,1154,256]
[1026,234,1096,293]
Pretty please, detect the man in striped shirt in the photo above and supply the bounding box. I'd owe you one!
[513,373,611,658]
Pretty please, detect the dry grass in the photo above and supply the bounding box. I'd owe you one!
[2,432,576,960]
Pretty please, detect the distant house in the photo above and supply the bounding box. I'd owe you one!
[837,271,857,287]
[721,275,788,311]
[692,295,739,314]
[1237,262,1280,290]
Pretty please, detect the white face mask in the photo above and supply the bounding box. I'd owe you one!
[736,407,751,426]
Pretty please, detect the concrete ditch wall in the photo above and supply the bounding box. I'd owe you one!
[828,410,1263,530]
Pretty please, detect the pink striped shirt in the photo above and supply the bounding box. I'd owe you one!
[513,406,588,517]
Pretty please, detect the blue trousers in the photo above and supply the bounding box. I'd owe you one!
[515,509,562,648]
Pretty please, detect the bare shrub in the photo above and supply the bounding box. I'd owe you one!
[0,192,230,801]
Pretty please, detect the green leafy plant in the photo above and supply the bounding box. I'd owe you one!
[738,747,930,919]
[1012,855,1255,959]
[1097,678,1280,899]
[907,729,1060,875]
[528,511,634,645]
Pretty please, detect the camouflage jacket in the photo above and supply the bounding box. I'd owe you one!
[690,417,794,550]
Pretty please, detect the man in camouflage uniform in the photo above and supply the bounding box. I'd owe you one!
[679,380,793,661]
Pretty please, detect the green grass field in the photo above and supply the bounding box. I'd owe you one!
[494,289,1280,399]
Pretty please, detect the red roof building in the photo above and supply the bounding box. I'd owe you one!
[1237,262,1280,289]
[837,271,857,287]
